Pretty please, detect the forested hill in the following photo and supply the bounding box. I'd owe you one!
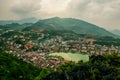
[0,17,119,38]
[0,52,51,80]
[42,54,120,80]
[0,51,120,80]
[24,17,116,37]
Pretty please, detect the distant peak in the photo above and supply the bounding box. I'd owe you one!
[52,17,60,19]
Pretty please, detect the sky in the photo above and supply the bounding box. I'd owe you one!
[0,0,120,30]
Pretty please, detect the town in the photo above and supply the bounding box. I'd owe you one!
[0,29,120,69]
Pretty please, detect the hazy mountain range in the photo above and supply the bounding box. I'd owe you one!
[0,17,37,25]
[24,17,117,37]
[0,17,119,38]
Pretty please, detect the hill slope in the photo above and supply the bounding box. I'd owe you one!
[24,17,116,37]
[110,30,120,36]
[0,52,40,80]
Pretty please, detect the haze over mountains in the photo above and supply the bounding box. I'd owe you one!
[0,17,119,38]
[0,17,37,25]
[24,17,117,37]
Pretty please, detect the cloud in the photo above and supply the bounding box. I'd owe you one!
[0,0,120,30]
[11,0,42,18]
[0,0,19,20]
[65,0,120,30]
[66,0,120,18]
[11,0,71,19]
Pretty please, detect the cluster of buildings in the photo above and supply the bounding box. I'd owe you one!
[6,50,69,69]
[34,36,120,55]
[1,30,120,69]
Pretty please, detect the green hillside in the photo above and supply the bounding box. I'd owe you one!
[0,51,120,80]
[23,17,116,37]
[42,54,120,80]
[0,52,50,80]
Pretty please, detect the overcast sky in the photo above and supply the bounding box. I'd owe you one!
[0,0,120,30]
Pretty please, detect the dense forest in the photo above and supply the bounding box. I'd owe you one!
[95,36,120,46]
[0,51,51,80]
[0,51,120,80]
[42,54,120,80]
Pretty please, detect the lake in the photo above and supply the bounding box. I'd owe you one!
[49,52,89,63]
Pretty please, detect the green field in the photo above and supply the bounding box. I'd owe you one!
[49,52,89,62]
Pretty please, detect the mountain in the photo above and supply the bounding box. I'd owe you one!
[16,17,38,24]
[0,17,38,25]
[24,17,117,37]
[110,30,120,36]
[0,23,21,30]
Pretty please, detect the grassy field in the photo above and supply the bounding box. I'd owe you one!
[49,52,89,62]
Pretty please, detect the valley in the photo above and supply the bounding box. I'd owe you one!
[0,17,120,80]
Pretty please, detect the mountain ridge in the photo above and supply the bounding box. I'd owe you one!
[24,17,117,38]
[0,17,119,38]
